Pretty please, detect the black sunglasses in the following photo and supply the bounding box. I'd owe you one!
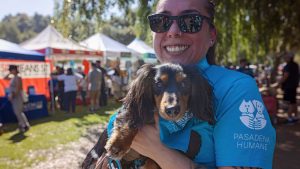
[147,13,212,33]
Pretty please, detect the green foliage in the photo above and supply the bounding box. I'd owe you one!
[1,0,299,64]
[0,14,50,43]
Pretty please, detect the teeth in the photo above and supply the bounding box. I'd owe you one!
[166,45,188,53]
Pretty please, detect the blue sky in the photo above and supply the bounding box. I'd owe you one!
[0,0,132,20]
[0,0,55,19]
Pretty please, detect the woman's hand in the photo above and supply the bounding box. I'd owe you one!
[131,114,161,158]
[131,114,196,169]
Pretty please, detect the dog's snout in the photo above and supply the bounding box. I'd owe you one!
[166,106,180,116]
[168,96,175,103]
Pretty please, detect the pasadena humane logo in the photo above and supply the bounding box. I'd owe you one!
[239,99,267,130]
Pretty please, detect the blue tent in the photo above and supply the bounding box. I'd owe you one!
[0,39,44,61]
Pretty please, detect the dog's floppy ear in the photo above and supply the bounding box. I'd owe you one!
[185,66,215,124]
[123,64,156,127]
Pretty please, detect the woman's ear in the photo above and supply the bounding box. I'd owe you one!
[186,67,215,124]
[210,27,217,47]
[123,64,156,126]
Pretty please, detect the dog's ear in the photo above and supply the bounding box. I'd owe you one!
[185,66,215,124]
[123,64,156,127]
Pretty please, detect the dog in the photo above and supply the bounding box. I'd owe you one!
[82,63,215,169]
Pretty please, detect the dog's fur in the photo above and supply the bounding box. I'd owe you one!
[82,63,215,169]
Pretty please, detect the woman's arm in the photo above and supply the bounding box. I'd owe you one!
[3,73,11,80]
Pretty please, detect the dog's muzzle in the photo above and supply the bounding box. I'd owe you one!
[165,105,180,117]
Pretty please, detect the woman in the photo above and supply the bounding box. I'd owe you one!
[55,68,82,113]
[4,65,30,132]
[130,0,276,169]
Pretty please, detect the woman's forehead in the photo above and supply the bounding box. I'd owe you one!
[156,0,208,16]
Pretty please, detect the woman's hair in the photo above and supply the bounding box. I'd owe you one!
[67,68,73,75]
[205,0,216,65]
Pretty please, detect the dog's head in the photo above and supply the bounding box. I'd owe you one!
[123,63,215,126]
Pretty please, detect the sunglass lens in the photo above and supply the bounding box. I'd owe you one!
[179,14,202,33]
[148,14,172,33]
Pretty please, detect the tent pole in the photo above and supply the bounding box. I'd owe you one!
[48,48,55,114]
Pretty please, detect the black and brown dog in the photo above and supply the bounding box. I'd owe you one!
[82,63,215,169]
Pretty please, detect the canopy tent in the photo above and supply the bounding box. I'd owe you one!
[21,25,103,62]
[127,38,158,64]
[0,39,49,97]
[80,33,138,63]
[0,39,44,61]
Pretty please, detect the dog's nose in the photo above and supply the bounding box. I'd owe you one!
[165,106,180,116]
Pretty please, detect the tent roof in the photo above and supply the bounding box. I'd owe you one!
[21,25,100,56]
[0,39,44,61]
[127,38,155,54]
[80,33,132,53]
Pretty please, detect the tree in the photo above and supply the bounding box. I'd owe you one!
[54,0,300,64]
[0,14,50,43]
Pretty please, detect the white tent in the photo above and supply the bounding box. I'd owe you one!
[127,38,157,64]
[80,33,138,63]
[21,25,102,61]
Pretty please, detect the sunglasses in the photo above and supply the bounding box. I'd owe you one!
[147,13,212,33]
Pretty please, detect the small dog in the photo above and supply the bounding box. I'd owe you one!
[82,63,215,169]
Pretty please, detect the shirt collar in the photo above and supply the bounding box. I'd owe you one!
[196,56,210,72]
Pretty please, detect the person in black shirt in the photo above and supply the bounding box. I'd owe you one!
[280,52,299,122]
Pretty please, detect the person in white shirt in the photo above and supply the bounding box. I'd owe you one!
[55,68,82,113]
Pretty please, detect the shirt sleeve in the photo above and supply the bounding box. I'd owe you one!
[57,74,65,81]
[214,77,276,169]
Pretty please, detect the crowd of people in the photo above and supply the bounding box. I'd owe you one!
[226,52,299,125]
[48,60,134,114]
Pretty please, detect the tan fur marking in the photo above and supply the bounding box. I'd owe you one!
[160,73,168,83]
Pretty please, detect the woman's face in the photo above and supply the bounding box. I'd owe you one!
[153,0,215,65]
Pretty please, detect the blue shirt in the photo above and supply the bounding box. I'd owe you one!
[107,57,276,169]
[196,57,275,168]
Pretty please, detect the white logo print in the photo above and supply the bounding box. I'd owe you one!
[239,100,267,130]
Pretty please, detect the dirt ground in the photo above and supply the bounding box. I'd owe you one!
[273,120,300,169]
[27,120,300,169]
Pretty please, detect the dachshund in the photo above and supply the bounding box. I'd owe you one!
[82,63,215,169]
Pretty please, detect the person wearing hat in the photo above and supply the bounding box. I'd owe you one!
[280,52,299,123]
[4,65,30,132]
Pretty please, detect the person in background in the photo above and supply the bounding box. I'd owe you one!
[56,66,65,110]
[55,68,82,113]
[280,52,299,123]
[237,58,254,77]
[96,61,107,107]
[77,66,87,106]
[79,75,88,106]
[87,62,102,112]
[48,72,59,111]
[4,65,30,132]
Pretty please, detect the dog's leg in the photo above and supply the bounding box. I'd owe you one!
[105,109,138,159]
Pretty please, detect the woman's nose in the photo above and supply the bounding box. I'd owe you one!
[166,20,182,37]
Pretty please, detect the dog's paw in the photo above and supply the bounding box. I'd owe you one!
[105,141,130,160]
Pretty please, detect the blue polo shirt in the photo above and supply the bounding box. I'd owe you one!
[107,57,276,169]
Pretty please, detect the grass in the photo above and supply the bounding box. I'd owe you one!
[0,101,121,169]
